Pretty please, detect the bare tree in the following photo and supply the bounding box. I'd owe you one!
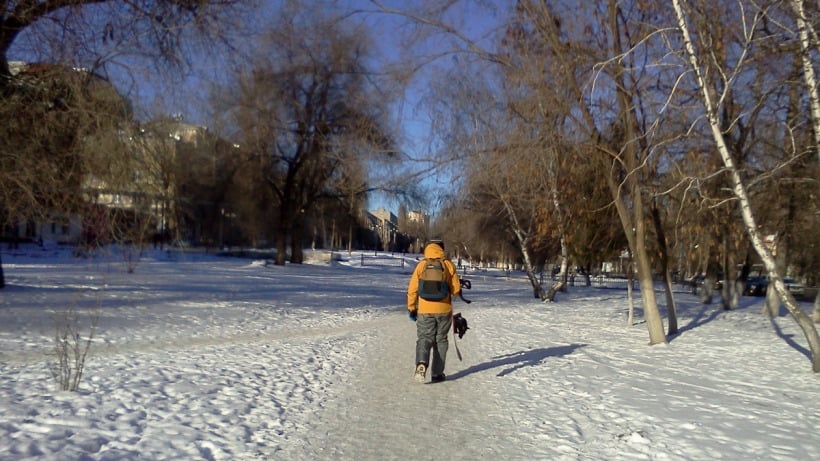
[787,0,820,322]
[214,10,397,265]
[0,63,132,278]
[787,0,820,163]
[423,50,557,298]
[650,199,679,333]
[0,0,244,287]
[0,0,244,82]
[503,0,673,343]
[672,0,820,372]
[363,2,817,347]
[463,139,554,298]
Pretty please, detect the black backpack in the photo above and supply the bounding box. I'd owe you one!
[418,258,449,301]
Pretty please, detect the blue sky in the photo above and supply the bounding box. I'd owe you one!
[6,0,511,216]
[345,1,513,214]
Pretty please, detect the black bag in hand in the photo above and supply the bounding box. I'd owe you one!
[453,312,469,339]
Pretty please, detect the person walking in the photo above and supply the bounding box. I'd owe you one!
[407,239,462,383]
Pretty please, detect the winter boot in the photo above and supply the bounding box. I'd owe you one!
[414,363,427,383]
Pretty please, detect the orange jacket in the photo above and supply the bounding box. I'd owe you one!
[407,244,461,315]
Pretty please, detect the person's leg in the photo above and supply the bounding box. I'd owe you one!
[429,313,452,377]
[415,314,436,366]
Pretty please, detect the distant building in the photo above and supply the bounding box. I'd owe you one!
[4,61,127,245]
[370,208,397,225]
[83,120,209,235]
[2,75,209,245]
[406,210,427,224]
[368,208,398,250]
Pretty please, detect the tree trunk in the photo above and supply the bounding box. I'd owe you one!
[788,0,820,163]
[721,233,738,310]
[674,0,820,371]
[290,224,304,264]
[606,179,665,343]
[546,243,567,302]
[274,223,288,265]
[652,203,678,334]
[606,150,665,343]
[764,234,790,317]
[788,0,820,326]
[606,0,666,345]
[528,269,547,300]
[701,277,715,305]
[724,235,744,310]
[549,239,569,299]
[519,236,547,301]
[626,255,635,326]
[548,152,570,297]
[763,285,779,317]
[545,281,563,302]
[634,237,665,342]
[499,197,545,301]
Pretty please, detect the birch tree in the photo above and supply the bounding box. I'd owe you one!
[464,145,557,294]
[457,105,556,299]
[497,15,613,301]
[373,1,676,342]
[506,0,674,343]
[787,0,820,322]
[441,46,586,301]
[671,0,820,371]
[788,0,820,163]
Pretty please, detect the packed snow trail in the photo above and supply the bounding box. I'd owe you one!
[265,298,820,461]
[270,307,559,460]
[279,310,554,459]
[267,304,614,460]
[1,252,818,460]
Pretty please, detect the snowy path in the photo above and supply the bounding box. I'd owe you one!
[274,305,601,460]
[1,253,818,460]
[283,310,537,460]
[270,298,820,461]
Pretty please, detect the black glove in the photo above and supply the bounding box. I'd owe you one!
[409,310,418,322]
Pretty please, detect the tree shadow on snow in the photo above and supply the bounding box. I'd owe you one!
[769,315,811,360]
[446,343,587,381]
[669,303,724,342]
[669,295,785,343]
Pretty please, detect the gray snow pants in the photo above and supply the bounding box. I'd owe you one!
[415,313,452,377]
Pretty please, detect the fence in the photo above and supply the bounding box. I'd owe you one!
[358,251,411,268]
[542,272,638,290]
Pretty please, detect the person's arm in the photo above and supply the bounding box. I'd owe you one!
[407,264,420,312]
[446,260,462,298]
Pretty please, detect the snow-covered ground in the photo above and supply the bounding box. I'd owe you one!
[0,245,817,461]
